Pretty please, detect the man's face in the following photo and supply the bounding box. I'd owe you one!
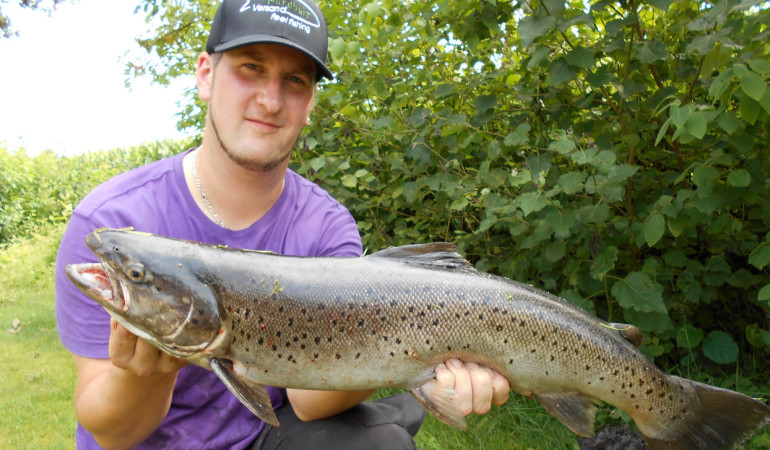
[197,43,317,172]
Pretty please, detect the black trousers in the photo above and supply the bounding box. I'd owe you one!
[251,393,426,449]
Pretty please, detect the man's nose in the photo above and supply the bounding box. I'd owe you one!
[254,76,282,113]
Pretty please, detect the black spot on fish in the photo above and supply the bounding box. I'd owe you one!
[530,349,536,353]
[339,327,345,333]
[585,365,590,370]
[409,306,414,313]
[504,339,508,344]
[447,346,452,351]
[318,304,325,310]
[520,320,526,327]
[301,308,306,314]
[390,352,395,357]
[277,354,282,359]
[247,333,252,340]
[286,342,291,347]
[349,303,356,310]
[455,313,460,319]
[315,337,321,344]
[288,318,294,326]
[308,317,313,323]
[599,376,604,381]
[479,314,484,320]
[390,300,398,307]
[336,354,341,359]
[496,325,503,332]
[301,344,306,349]
[550,355,555,361]
[271,345,277,351]
[258,338,264,345]
[191,319,199,325]
[427,305,432,311]
[279,306,284,313]
[433,319,440,326]
[327,337,332,343]
[355,353,361,359]
[509,359,514,364]
[383,336,388,341]
[314,353,319,358]
[401,315,407,321]
[404,350,410,355]
[396,338,402,344]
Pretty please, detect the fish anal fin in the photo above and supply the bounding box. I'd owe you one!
[410,378,469,429]
[210,358,280,427]
[535,392,597,438]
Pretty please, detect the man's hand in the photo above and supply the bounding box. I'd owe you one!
[434,358,510,416]
[108,318,187,376]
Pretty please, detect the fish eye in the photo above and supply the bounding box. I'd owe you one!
[126,264,146,281]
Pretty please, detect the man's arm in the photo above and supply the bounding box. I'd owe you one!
[71,320,187,450]
[286,359,511,423]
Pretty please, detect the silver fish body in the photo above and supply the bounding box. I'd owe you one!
[66,229,770,449]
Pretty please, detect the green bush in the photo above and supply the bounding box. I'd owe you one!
[0,140,190,247]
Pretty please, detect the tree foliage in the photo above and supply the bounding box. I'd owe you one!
[133,0,770,379]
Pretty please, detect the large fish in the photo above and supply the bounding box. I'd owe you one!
[66,228,769,449]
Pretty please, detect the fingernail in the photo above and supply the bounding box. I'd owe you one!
[466,362,479,370]
[450,359,463,368]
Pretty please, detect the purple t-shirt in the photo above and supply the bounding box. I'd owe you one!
[55,149,363,449]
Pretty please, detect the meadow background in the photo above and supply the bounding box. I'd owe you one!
[2,0,770,447]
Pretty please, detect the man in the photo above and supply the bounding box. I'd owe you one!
[55,0,510,448]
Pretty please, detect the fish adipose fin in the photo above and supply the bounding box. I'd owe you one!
[410,377,469,429]
[642,376,770,450]
[369,243,476,272]
[534,392,597,438]
[210,358,280,427]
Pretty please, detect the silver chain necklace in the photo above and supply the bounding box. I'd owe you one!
[191,150,227,228]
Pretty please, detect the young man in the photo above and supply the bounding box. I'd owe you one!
[55,1,510,448]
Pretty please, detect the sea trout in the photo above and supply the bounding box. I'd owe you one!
[66,228,770,449]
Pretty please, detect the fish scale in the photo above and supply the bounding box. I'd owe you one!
[66,229,770,449]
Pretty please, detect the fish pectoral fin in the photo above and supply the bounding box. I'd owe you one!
[209,358,280,427]
[410,378,469,430]
[534,392,597,438]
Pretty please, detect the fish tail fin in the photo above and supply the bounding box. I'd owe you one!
[642,376,770,450]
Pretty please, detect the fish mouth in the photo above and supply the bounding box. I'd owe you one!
[66,263,130,312]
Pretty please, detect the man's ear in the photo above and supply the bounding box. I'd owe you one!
[196,52,214,101]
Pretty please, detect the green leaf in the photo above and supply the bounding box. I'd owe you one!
[544,241,566,262]
[474,94,498,113]
[591,245,618,280]
[739,70,767,101]
[676,324,704,349]
[749,244,770,269]
[692,165,719,187]
[341,174,357,188]
[329,37,346,62]
[758,284,770,303]
[726,169,751,187]
[504,123,530,147]
[644,213,665,247]
[683,111,708,139]
[546,210,576,236]
[515,191,548,216]
[518,15,556,48]
[717,111,741,134]
[636,39,669,64]
[739,94,761,125]
[434,83,456,99]
[611,272,667,313]
[551,59,577,85]
[565,47,595,69]
[702,331,738,364]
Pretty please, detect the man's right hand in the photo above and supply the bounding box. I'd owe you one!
[70,320,186,449]
[108,318,188,376]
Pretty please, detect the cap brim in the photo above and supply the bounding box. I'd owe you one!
[214,35,333,81]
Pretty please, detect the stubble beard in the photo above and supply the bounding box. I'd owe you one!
[209,109,292,172]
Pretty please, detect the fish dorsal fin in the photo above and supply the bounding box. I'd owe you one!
[368,243,476,272]
[210,358,280,427]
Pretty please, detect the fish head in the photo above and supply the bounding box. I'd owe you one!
[66,229,223,358]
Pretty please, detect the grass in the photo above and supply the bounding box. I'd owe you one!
[1,226,768,449]
[0,224,76,449]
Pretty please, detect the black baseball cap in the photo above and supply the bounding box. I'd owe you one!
[206,0,333,80]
